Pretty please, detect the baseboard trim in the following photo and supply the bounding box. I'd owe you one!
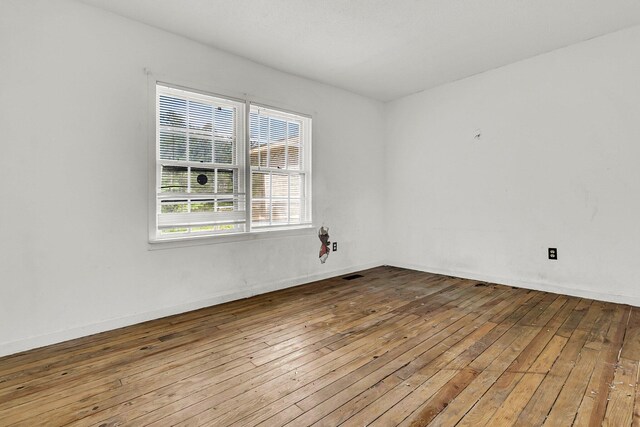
[0,261,384,358]
[386,261,640,308]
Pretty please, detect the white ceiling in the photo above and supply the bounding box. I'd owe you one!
[79,0,640,101]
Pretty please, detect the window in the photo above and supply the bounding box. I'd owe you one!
[249,106,311,228]
[153,84,311,241]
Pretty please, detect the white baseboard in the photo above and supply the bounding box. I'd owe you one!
[0,261,384,358]
[386,261,640,308]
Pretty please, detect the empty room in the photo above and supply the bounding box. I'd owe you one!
[2,0,640,425]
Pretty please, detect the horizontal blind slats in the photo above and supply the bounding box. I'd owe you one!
[158,211,246,228]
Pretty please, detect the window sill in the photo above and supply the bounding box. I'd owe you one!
[148,224,316,250]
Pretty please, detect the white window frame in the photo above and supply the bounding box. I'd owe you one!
[249,104,313,230]
[149,81,313,243]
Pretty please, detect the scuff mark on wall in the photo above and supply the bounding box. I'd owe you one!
[319,226,331,264]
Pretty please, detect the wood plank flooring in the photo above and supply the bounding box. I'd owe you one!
[1,266,639,426]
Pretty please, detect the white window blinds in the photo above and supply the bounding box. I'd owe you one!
[153,83,311,240]
[156,85,246,236]
[249,106,312,228]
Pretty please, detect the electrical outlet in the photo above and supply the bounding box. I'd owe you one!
[332,242,337,252]
[548,248,557,260]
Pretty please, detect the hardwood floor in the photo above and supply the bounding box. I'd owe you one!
[1,266,639,426]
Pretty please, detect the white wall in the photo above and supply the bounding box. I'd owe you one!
[385,25,640,305]
[0,0,386,356]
